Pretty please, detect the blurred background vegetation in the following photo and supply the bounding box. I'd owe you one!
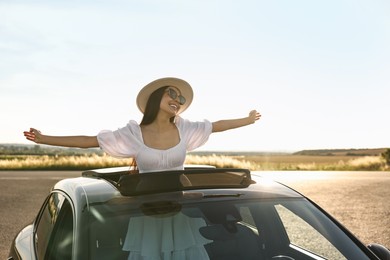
[0,144,389,171]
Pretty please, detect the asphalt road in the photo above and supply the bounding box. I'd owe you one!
[1,170,389,259]
[0,171,81,259]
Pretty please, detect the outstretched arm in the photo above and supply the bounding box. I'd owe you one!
[212,110,261,133]
[23,128,99,148]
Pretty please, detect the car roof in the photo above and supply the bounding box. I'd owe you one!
[53,166,303,204]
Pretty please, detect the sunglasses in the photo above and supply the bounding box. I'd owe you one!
[166,88,186,105]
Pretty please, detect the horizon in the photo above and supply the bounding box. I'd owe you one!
[1,1,390,151]
[1,143,388,154]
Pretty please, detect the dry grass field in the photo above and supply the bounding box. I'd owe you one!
[232,154,386,170]
[0,153,388,171]
[185,152,388,171]
[1,146,388,171]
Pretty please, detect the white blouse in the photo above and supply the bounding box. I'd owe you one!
[97,117,212,173]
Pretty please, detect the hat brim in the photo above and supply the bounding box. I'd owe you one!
[136,77,193,114]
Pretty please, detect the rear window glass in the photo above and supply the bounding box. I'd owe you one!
[85,197,369,260]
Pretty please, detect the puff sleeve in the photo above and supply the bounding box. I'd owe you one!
[176,117,213,151]
[97,120,142,158]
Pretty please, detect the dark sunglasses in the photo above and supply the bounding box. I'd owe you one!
[166,88,186,105]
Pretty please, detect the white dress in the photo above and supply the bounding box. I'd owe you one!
[97,116,212,173]
[97,117,213,260]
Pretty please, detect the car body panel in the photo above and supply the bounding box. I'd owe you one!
[12,225,34,260]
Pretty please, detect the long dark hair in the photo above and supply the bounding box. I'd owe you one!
[140,86,175,125]
[131,86,175,174]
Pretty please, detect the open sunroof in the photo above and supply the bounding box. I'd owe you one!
[117,168,253,196]
[82,167,254,196]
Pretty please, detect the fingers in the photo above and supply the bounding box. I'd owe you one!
[23,128,40,142]
[23,131,35,142]
[249,110,261,121]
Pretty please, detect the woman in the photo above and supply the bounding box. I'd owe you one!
[23,77,261,259]
[23,77,261,173]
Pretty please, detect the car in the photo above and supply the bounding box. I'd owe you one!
[8,166,390,260]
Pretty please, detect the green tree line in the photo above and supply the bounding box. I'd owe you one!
[382,148,390,166]
[0,144,102,156]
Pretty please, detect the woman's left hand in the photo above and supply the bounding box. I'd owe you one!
[249,110,261,123]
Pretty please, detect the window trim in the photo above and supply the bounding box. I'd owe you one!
[33,191,75,260]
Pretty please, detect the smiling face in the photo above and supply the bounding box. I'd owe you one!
[140,85,189,126]
[160,86,184,115]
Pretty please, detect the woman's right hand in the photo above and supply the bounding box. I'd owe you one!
[23,128,42,143]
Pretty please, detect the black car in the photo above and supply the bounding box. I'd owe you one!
[8,167,390,260]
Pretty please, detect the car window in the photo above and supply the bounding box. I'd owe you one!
[87,197,370,260]
[238,205,259,234]
[275,204,345,259]
[34,192,74,260]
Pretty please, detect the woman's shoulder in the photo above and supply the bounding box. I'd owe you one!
[127,120,139,127]
[175,116,211,130]
[175,116,188,127]
[124,120,141,133]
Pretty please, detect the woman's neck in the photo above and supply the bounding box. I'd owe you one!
[144,116,175,132]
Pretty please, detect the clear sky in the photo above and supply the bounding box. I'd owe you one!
[1,0,389,152]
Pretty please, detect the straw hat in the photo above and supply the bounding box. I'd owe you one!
[136,77,193,114]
